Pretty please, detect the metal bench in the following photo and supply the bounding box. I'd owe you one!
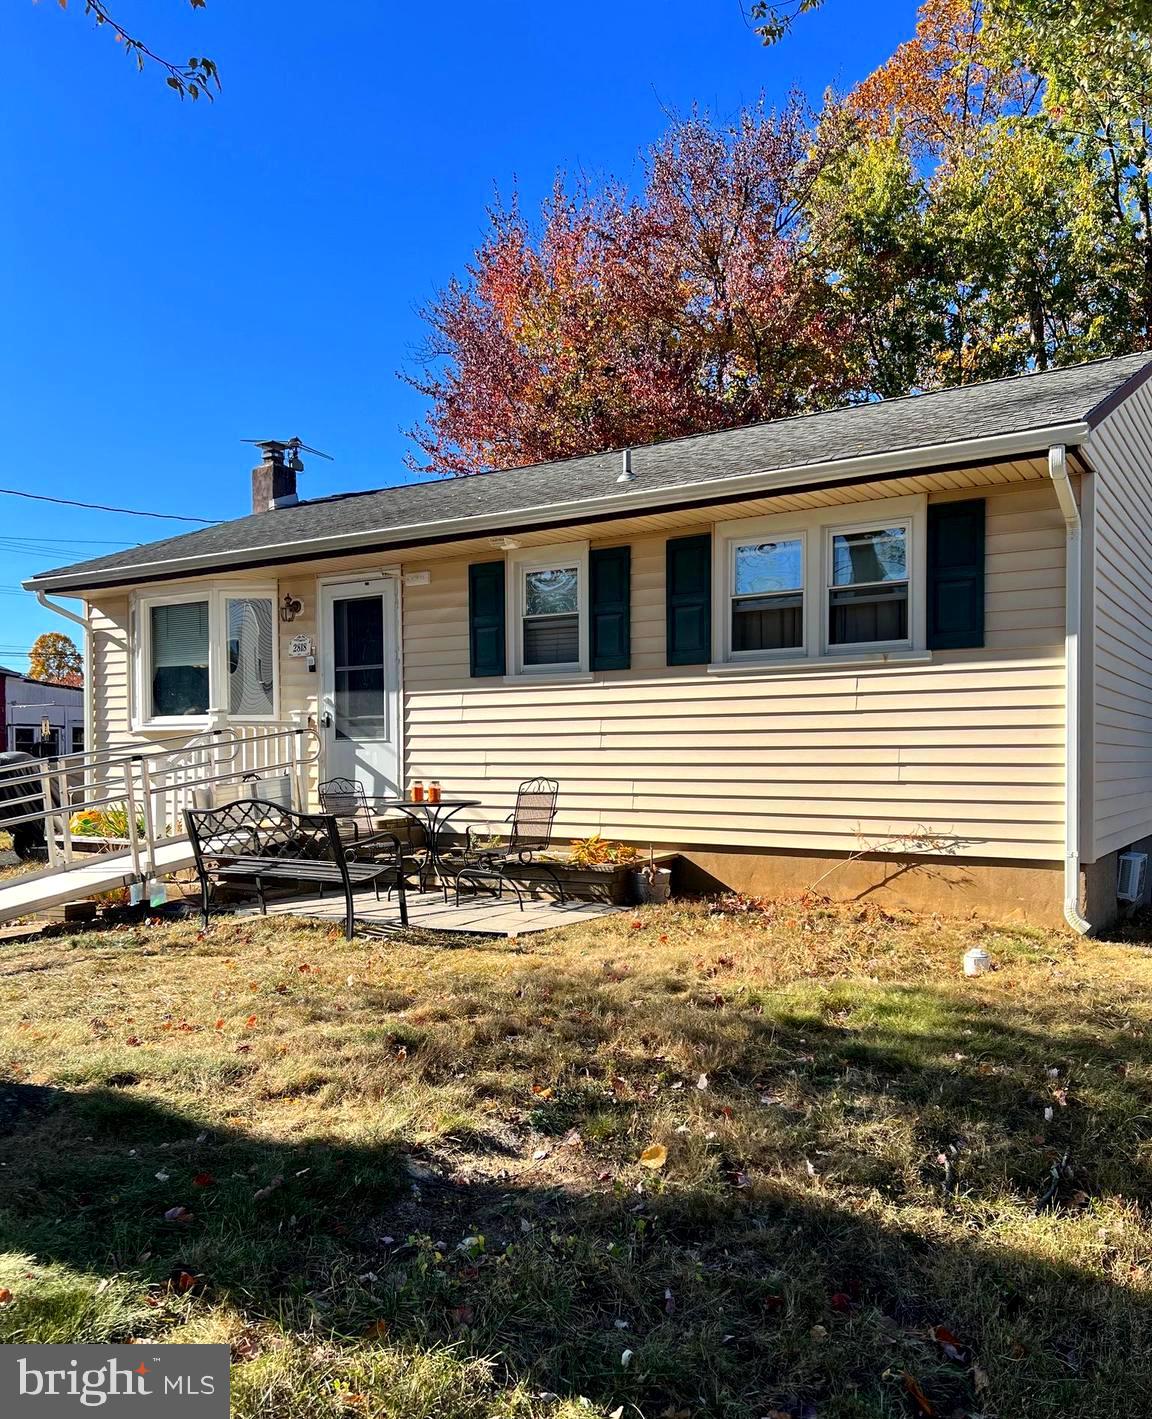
[183,799,407,939]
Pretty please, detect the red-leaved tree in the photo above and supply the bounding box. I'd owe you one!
[406,101,855,474]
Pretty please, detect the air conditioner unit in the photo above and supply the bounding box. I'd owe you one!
[1117,850,1148,904]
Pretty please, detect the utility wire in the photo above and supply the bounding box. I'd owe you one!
[0,487,214,524]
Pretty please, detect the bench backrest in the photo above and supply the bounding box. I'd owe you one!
[183,799,346,875]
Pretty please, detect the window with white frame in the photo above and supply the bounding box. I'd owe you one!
[827,524,909,647]
[507,541,589,675]
[714,497,925,665]
[134,585,278,724]
[150,598,210,717]
[225,595,276,716]
[730,536,805,656]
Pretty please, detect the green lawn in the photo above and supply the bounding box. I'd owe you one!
[1,900,1150,1417]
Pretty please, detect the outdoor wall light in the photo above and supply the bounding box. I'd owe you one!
[279,593,303,623]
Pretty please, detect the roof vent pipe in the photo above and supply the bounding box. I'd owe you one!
[616,448,636,485]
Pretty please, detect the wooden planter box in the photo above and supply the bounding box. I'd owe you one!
[496,854,680,906]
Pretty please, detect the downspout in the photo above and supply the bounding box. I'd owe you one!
[1047,446,1092,935]
[35,589,91,762]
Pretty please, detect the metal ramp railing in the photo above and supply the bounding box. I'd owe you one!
[0,722,319,901]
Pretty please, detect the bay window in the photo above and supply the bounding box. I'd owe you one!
[713,496,926,667]
[134,585,278,726]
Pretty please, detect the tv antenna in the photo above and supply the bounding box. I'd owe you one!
[242,437,334,472]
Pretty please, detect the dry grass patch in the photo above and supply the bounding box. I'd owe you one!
[1,900,1151,1416]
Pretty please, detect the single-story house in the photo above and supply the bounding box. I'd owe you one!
[0,665,84,758]
[23,352,1152,928]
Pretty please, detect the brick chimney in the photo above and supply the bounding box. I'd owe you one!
[250,440,299,513]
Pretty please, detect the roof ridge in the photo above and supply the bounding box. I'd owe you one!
[295,351,1152,512]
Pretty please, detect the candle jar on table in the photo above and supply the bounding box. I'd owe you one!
[411,781,424,803]
[428,781,441,803]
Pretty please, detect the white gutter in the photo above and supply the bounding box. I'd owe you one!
[1047,445,1092,935]
[23,421,1091,593]
[35,590,91,764]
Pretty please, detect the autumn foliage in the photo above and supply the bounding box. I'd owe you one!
[407,102,854,474]
[28,632,83,687]
[408,0,1152,474]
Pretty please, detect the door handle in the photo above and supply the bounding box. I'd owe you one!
[320,712,332,729]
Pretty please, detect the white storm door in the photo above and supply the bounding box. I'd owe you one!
[318,577,400,798]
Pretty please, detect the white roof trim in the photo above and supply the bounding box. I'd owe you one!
[24,421,1090,592]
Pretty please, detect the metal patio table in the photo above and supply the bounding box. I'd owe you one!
[371,798,481,878]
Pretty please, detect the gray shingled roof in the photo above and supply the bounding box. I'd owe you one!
[26,352,1152,592]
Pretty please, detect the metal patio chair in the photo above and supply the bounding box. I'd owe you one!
[319,777,430,890]
[441,777,565,911]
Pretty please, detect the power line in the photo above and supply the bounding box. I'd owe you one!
[0,487,215,524]
[0,536,132,546]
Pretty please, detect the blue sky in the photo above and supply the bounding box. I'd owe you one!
[0,0,917,669]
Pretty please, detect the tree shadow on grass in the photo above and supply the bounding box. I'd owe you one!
[2,978,1152,1417]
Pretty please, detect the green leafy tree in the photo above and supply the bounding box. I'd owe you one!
[750,0,1152,49]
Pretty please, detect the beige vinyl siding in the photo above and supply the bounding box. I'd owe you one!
[81,473,1067,865]
[402,481,1066,861]
[88,596,134,746]
[1086,379,1152,858]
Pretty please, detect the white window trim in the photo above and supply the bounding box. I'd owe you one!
[131,583,280,731]
[505,540,590,679]
[711,495,927,668]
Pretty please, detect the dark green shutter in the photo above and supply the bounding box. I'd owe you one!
[468,561,506,677]
[927,499,985,650]
[666,533,712,665]
[590,545,631,671]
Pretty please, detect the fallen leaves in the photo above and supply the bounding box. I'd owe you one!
[0,1288,12,1305]
[902,1373,935,1416]
[639,1144,667,1169]
[931,1324,966,1363]
[163,1206,192,1223]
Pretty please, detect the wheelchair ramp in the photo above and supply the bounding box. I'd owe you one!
[0,838,197,924]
